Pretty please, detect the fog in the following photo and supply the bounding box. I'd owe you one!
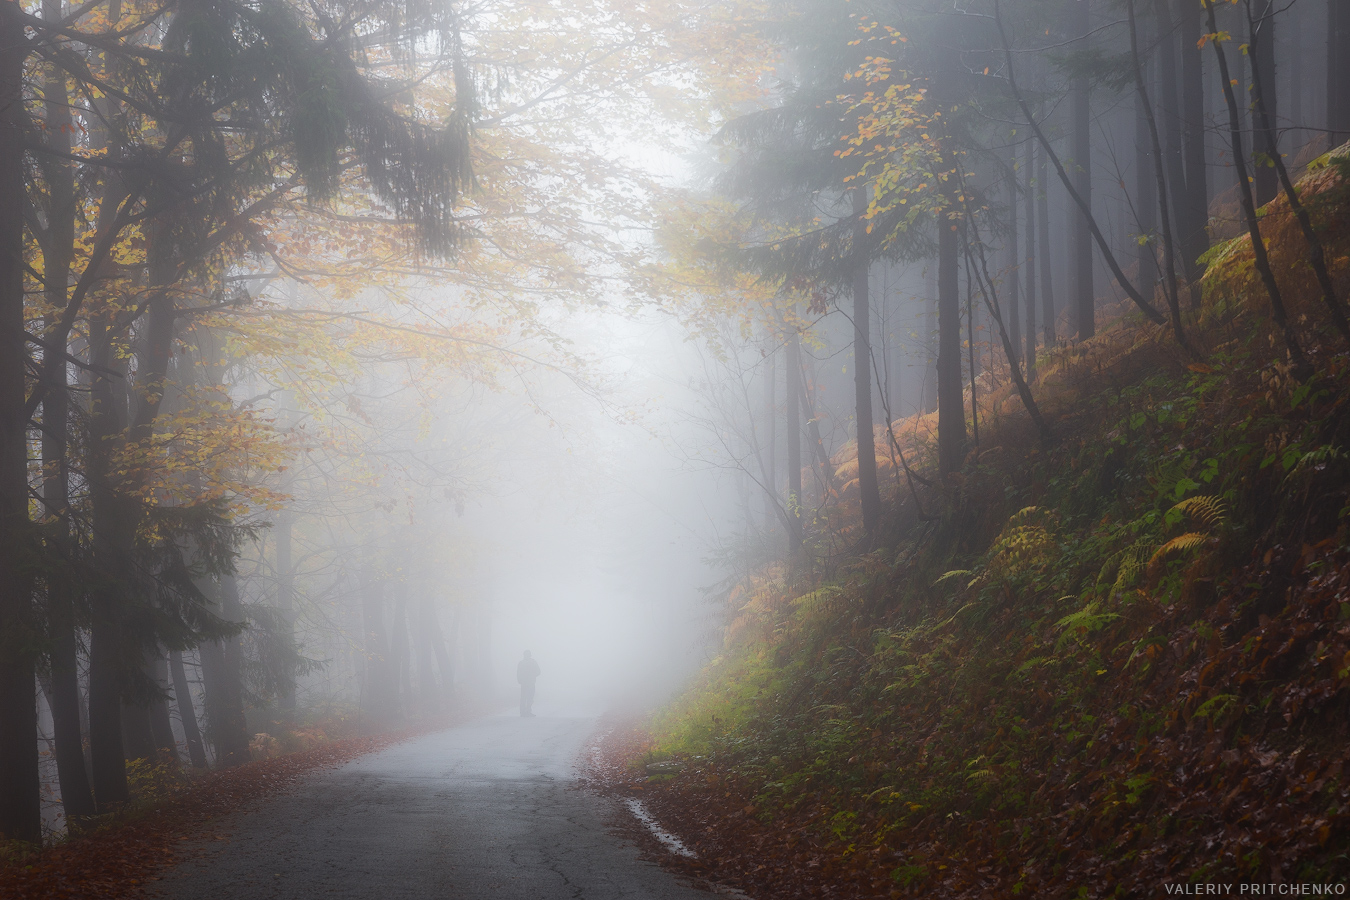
[225,294,766,729]
[448,314,742,713]
[13,0,1350,853]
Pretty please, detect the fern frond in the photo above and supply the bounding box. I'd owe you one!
[1054,602,1121,650]
[1149,532,1208,568]
[1111,541,1154,595]
[1285,445,1346,481]
[933,568,976,588]
[1171,495,1227,529]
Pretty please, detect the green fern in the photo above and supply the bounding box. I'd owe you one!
[933,568,977,588]
[1285,445,1345,482]
[1054,601,1121,650]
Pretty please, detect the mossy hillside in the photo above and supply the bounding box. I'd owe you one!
[646,156,1350,893]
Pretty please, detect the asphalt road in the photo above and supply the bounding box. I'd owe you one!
[152,712,714,900]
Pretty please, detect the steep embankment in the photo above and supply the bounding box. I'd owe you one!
[622,152,1350,896]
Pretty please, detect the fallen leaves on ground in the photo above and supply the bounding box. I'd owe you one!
[0,715,470,900]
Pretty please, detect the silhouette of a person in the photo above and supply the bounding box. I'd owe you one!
[517,650,541,717]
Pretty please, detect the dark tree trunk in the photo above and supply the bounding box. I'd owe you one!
[199,576,251,767]
[1134,25,1160,287]
[1153,0,1188,242]
[170,650,208,768]
[1038,144,1056,346]
[1177,0,1209,292]
[764,351,777,528]
[1330,0,1350,146]
[1071,0,1095,339]
[937,215,967,476]
[1251,3,1279,206]
[1025,138,1038,378]
[1130,0,1193,351]
[1204,0,1312,379]
[0,1,41,845]
[48,621,94,820]
[274,513,296,710]
[1247,0,1350,339]
[148,652,177,758]
[37,32,96,818]
[851,190,882,531]
[785,330,803,551]
[922,267,938,416]
[87,311,132,809]
[1289,6,1304,148]
[1007,157,1022,370]
[797,355,837,499]
[965,238,981,448]
[121,651,176,762]
[121,699,158,761]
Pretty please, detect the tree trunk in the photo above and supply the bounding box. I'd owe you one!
[1038,143,1056,346]
[995,0,1168,328]
[170,650,208,768]
[48,620,94,820]
[1130,0,1192,351]
[0,1,41,845]
[1134,33,1159,287]
[1204,0,1312,380]
[965,238,981,448]
[1289,6,1304,147]
[148,652,177,758]
[121,651,177,762]
[1071,0,1095,339]
[1152,0,1188,244]
[1251,2,1279,206]
[764,350,777,530]
[937,215,967,476]
[87,312,132,809]
[1329,0,1350,147]
[199,576,251,767]
[274,512,296,710]
[1007,156,1022,371]
[1177,0,1209,295]
[923,266,938,415]
[851,190,882,531]
[1247,0,1350,339]
[785,330,803,552]
[1025,138,1038,378]
[797,355,837,499]
[121,699,157,762]
[37,43,96,815]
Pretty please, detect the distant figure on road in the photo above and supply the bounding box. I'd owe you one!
[517,651,541,717]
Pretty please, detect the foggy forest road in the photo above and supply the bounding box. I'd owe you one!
[152,712,715,900]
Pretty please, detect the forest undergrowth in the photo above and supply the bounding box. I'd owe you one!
[611,152,1350,896]
[0,707,476,900]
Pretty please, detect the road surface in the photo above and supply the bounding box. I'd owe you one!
[153,712,714,900]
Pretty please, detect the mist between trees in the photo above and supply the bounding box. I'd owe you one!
[0,0,1347,850]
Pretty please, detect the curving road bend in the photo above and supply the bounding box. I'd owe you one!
[152,711,713,900]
